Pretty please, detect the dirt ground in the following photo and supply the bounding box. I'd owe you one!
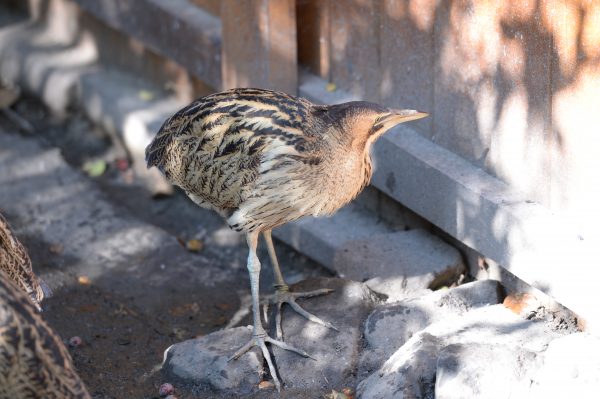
[1,95,333,399]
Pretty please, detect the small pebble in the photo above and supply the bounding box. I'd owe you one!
[115,158,129,171]
[68,336,82,348]
[503,292,542,318]
[78,275,91,286]
[258,380,275,390]
[49,243,64,254]
[159,382,174,396]
[185,238,204,252]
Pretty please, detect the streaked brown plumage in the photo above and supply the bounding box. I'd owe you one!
[0,270,91,399]
[0,215,89,398]
[146,88,427,390]
[0,212,50,312]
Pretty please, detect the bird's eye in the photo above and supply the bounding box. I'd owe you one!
[374,114,390,124]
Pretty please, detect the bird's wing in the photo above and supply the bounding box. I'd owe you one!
[0,272,91,398]
[145,89,315,212]
[0,213,47,309]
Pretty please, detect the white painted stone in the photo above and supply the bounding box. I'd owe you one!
[357,305,568,399]
[162,326,263,394]
[530,332,600,398]
[435,343,539,399]
[361,280,503,374]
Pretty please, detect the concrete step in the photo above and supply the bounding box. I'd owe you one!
[273,204,391,271]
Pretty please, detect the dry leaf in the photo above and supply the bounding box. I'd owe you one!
[138,90,155,101]
[113,304,138,317]
[169,302,201,316]
[258,381,275,390]
[49,243,64,254]
[0,84,20,108]
[503,292,540,317]
[82,159,107,177]
[172,327,189,340]
[78,276,91,286]
[186,239,204,252]
[78,304,99,313]
[325,390,351,399]
[215,302,232,311]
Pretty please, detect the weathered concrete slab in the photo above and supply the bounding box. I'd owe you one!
[162,326,263,394]
[334,229,466,301]
[357,304,569,399]
[274,205,391,271]
[360,280,504,374]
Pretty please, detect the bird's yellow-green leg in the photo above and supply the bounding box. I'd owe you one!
[262,230,338,340]
[229,231,312,391]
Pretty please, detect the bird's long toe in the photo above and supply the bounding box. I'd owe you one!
[263,287,338,340]
[228,330,313,391]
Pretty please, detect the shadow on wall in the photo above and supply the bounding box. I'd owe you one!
[297,0,600,239]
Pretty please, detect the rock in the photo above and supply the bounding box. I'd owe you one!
[162,326,262,394]
[361,280,504,373]
[272,278,383,390]
[530,332,600,398]
[357,305,566,399]
[435,343,539,399]
[158,382,175,396]
[162,278,381,395]
[334,229,465,301]
[503,292,543,318]
[359,332,440,399]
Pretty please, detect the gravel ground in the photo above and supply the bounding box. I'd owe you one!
[1,95,333,399]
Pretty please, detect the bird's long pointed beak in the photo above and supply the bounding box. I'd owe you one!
[385,109,429,124]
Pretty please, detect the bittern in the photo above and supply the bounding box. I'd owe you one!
[0,212,50,312]
[145,88,427,390]
[0,214,90,398]
[0,272,91,398]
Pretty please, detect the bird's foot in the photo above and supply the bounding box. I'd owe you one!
[262,285,338,340]
[228,329,313,391]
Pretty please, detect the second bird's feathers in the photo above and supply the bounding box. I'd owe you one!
[0,213,49,311]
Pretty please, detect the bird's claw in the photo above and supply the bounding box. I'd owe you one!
[228,330,314,391]
[262,287,337,340]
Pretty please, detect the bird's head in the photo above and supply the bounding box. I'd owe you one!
[314,101,428,149]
